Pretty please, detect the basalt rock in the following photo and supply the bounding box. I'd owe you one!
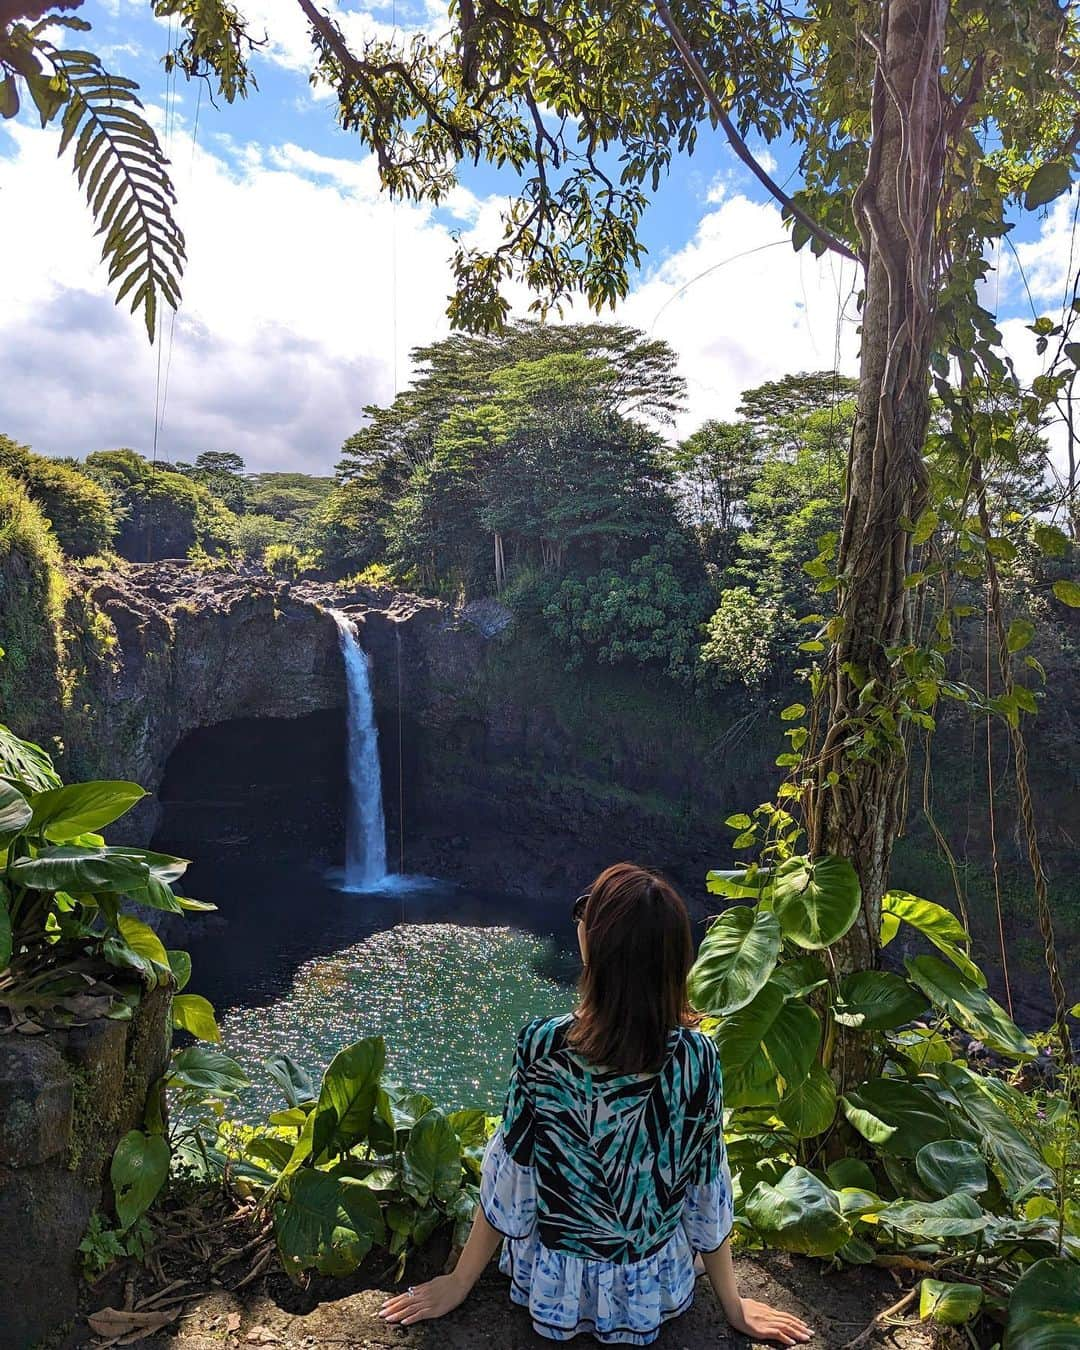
[0,987,171,1350]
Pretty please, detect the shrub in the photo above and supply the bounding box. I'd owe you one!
[341,561,396,590]
[0,435,116,558]
[263,542,315,578]
[84,449,237,561]
[542,545,714,684]
[0,472,68,725]
[235,513,290,560]
[700,586,794,688]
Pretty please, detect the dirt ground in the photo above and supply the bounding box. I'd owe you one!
[74,1250,936,1350]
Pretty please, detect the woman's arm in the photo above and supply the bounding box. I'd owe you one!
[700,1239,813,1346]
[378,1205,503,1326]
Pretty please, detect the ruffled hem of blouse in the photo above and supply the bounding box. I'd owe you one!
[681,1165,736,1252]
[501,1228,696,1345]
[480,1131,537,1239]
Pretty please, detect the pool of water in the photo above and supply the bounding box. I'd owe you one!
[172,856,578,1118]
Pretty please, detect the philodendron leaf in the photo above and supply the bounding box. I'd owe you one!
[937,1062,1053,1199]
[28,780,146,841]
[1005,1258,1080,1349]
[915,1140,988,1198]
[9,845,149,894]
[265,1052,316,1108]
[834,970,928,1030]
[0,725,61,794]
[769,855,861,949]
[877,1193,989,1240]
[1024,161,1072,210]
[402,1109,462,1207]
[168,1046,250,1097]
[111,1129,170,1229]
[880,891,983,985]
[688,906,781,1015]
[710,980,786,1073]
[0,780,32,847]
[905,954,1035,1059]
[314,1037,386,1155]
[776,1064,837,1139]
[744,1166,850,1257]
[919,1279,983,1326]
[841,1078,951,1157]
[275,1171,386,1277]
[171,994,220,1043]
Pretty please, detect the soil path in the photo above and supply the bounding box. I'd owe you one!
[78,1252,933,1350]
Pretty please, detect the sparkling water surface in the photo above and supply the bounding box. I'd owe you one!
[175,859,577,1119]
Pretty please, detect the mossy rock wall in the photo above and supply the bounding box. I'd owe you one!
[0,988,171,1350]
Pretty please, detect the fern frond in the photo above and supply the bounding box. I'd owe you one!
[47,45,185,343]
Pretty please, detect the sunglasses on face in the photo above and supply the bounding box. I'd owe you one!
[572,892,590,924]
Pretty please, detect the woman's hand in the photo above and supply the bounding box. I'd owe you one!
[378,1272,469,1326]
[727,1296,813,1346]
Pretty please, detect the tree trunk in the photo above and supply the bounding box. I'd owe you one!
[811,0,946,971]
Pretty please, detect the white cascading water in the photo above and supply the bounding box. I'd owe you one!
[330,610,388,890]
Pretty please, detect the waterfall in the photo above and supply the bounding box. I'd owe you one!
[331,610,388,890]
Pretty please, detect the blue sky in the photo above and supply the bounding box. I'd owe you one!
[0,0,1071,473]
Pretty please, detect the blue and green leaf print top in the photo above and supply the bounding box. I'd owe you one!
[501,1013,726,1264]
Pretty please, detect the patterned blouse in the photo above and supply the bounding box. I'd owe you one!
[480,1014,734,1345]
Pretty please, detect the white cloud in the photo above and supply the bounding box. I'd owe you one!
[0,113,871,472]
[619,193,861,435]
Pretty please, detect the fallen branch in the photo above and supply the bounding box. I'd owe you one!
[842,1287,919,1349]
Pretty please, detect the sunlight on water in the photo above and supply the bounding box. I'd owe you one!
[218,923,576,1117]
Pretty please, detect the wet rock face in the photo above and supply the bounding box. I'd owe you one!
[0,988,171,1350]
[59,563,769,902]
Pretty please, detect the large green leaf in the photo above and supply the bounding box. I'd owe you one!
[1005,1258,1080,1349]
[842,1078,951,1157]
[688,906,781,1015]
[0,725,61,794]
[168,1046,250,1097]
[915,1140,988,1198]
[905,955,1035,1059]
[834,971,928,1030]
[776,1064,837,1139]
[712,980,786,1073]
[403,1109,463,1207]
[314,1037,386,1155]
[112,848,190,885]
[744,1166,851,1256]
[28,780,146,842]
[722,1047,783,1109]
[706,868,770,900]
[171,994,220,1043]
[1025,161,1073,211]
[275,1171,385,1277]
[0,780,32,847]
[920,1280,983,1326]
[166,949,191,992]
[265,1052,316,1108]
[769,855,861,949]
[877,1193,988,1240]
[762,1000,820,1086]
[9,845,149,893]
[118,914,169,967]
[938,1062,1053,1198]
[881,892,983,985]
[111,1129,169,1229]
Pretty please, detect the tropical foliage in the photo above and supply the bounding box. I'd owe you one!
[688,850,1080,1339]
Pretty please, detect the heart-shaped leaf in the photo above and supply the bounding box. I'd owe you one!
[745,1166,850,1256]
[689,906,781,1015]
[916,1140,988,1197]
[906,955,1035,1059]
[769,855,861,949]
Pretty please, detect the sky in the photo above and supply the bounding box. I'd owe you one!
[0,0,1074,475]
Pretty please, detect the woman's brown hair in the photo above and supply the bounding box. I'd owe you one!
[567,862,696,1075]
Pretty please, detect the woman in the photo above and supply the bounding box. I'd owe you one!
[380,863,812,1346]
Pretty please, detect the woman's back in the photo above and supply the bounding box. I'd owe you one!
[501,1014,725,1263]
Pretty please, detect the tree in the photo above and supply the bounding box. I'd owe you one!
[247,473,334,525]
[0,434,116,557]
[336,321,683,482]
[666,420,763,566]
[84,449,237,561]
[174,451,249,514]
